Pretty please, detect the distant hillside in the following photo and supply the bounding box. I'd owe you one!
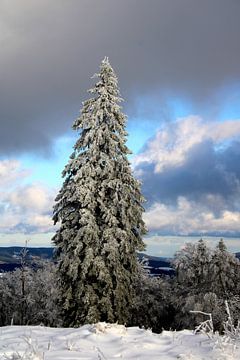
[1,247,238,276]
[0,247,54,264]
[138,253,174,276]
[138,253,171,267]
[0,247,174,276]
[0,263,22,272]
[0,247,170,265]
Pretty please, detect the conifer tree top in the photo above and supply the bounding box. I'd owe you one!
[72,57,126,131]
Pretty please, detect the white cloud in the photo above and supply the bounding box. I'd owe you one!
[143,234,240,257]
[144,196,240,236]
[134,116,240,237]
[0,159,56,234]
[210,120,240,142]
[27,214,54,232]
[133,116,240,173]
[0,159,30,187]
[8,184,54,212]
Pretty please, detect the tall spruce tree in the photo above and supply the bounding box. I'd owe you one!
[52,58,146,326]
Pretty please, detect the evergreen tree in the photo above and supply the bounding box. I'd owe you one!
[210,239,240,298]
[52,58,146,326]
[173,239,211,291]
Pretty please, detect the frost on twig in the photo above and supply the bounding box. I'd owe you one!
[191,301,240,356]
[190,310,214,339]
[223,300,240,342]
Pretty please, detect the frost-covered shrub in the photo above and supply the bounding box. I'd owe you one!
[193,301,240,356]
[0,261,61,326]
[171,239,240,331]
[172,291,225,330]
[24,261,61,326]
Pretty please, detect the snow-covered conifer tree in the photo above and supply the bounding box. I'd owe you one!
[211,239,240,298]
[173,239,211,291]
[52,58,146,326]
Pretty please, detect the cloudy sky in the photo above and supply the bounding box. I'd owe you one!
[1,0,240,255]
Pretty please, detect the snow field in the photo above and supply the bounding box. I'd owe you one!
[0,322,239,360]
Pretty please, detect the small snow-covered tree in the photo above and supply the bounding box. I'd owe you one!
[210,239,240,298]
[171,239,213,329]
[53,58,146,326]
[173,239,211,292]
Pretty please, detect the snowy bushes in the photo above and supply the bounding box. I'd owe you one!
[108,238,240,334]
[190,301,240,357]
[171,239,240,331]
[0,238,239,332]
[0,261,61,326]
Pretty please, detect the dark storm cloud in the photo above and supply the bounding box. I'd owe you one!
[1,0,240,154]
[219,140,240,180]
[138,140,240,214]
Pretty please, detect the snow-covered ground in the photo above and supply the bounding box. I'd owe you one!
[0,322,239,360]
